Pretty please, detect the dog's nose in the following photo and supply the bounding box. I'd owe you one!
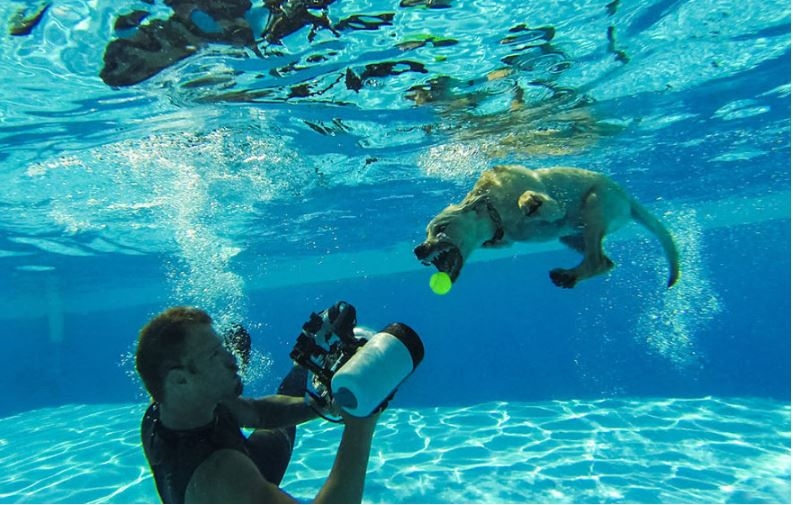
[414,243,428,258]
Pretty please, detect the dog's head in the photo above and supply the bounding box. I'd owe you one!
[414,198,496,282]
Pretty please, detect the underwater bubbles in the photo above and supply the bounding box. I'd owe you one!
[118,346,149,403]
[417,142,490,181]
[635,208,723,369]
[130,134,248,325]
[26,125,324,390]
[111,130,285,395]
[238,349,275,392]
[111,128,299,319]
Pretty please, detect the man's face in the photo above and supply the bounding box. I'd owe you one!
[181,323,243,401]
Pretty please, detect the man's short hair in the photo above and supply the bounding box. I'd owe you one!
[136,306,212,403]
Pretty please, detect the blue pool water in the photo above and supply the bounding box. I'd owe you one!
[1,399,790,503]
[0,0,790,503]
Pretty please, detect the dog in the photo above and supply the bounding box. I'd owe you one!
[414,165,680,289]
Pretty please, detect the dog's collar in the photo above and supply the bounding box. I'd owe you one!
[481,199,505,247]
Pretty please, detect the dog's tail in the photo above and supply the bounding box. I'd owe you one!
[630,200,680,287]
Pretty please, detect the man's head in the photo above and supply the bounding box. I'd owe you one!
[136,307,242,404]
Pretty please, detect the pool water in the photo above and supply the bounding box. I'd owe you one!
[1,399,789,503]
[0,0,790,502]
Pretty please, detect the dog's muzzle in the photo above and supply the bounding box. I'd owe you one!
[413,241,463,282]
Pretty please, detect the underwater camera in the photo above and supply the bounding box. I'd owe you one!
[290,301,424,419]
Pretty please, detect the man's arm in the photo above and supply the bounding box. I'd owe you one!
[312,413,378,504]
[186,449,298,503]
[223,394,318,429]
[186,413,379,504]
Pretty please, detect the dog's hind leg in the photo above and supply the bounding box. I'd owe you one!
[550,190,615,288]
[559,234,585,253]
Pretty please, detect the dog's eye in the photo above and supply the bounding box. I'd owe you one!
[434,224,447,233]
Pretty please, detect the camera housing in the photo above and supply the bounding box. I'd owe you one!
[289,301,364,413]
[290,301,424,417]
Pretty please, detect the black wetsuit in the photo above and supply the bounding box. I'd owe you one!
[141,366,305,503]
[141,403,249,503]
[141,403,295,503]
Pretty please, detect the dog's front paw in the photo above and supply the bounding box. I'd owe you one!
[550,268,577,289]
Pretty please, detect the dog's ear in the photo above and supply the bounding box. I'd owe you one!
[518,191,562,220]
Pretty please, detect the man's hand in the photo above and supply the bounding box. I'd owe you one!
[305,300,357,342]
[306,393,343,420]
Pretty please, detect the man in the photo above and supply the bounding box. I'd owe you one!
[135,305,379,503]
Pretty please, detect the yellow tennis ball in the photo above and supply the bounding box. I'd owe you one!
[429,272,453,295]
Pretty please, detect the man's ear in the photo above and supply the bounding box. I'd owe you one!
[165,368,189,388]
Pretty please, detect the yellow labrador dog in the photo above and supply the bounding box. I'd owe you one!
[414,165,680,288]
